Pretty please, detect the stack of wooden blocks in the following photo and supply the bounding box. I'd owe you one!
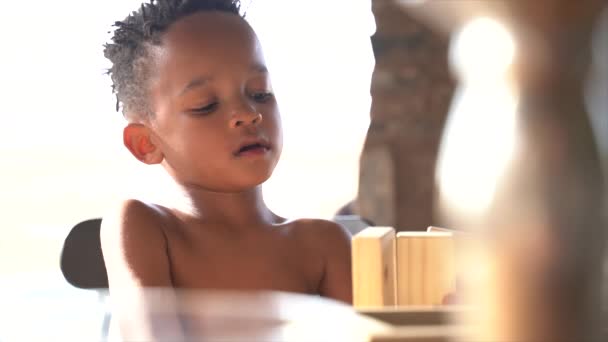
[352,227,462,341]
[352,227,456,308]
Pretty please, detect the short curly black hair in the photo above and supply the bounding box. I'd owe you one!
[104,0,243,118]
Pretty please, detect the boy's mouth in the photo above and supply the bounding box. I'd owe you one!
[234,139,271,157]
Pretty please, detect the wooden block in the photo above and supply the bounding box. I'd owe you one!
[352,227,397,308]
[370,325,459,342]
[396,232,455,306]
[358,306,458,326]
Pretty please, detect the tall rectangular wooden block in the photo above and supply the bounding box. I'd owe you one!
[352,227,397,308]
[396,232,455,306]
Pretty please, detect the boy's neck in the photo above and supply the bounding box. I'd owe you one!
[177,185,278,228]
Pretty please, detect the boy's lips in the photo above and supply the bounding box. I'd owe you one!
[233,137,271,157]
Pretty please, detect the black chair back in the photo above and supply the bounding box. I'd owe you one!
[60,218,108,289]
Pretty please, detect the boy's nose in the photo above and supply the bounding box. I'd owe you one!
[229,111,263,128]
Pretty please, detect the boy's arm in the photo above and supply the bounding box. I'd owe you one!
[101,199,173,286]
[100,199,183,340]
[317,221,353,304]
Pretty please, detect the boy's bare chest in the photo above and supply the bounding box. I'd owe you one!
[164,225,323,294]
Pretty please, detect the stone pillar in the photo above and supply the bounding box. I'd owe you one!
[357,0,455,230]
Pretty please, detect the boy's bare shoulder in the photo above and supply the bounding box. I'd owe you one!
[99,198,176,252]
[287,218,351,246]
[101,199,171,232]
[286,218,352,303]
[100,199,177,286]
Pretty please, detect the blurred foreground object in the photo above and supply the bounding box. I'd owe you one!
[110,289,392,341]
[399,0,607,341]
[119,288,473,342]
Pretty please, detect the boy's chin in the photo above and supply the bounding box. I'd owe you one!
[231,172,274,190]
[192,172,274,193]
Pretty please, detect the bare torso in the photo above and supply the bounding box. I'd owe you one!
[157,206,327,295]
[101,199,352,305]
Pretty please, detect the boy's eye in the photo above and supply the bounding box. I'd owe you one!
[191,102,218,115]
[251,92,274,103]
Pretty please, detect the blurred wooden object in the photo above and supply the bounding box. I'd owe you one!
[352,227,397,308]
[396,232,455,306]
[398,1,607,341]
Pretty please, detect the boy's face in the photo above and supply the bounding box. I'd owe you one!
[143,12,283,192]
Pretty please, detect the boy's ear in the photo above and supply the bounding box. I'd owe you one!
[123,123,164,165]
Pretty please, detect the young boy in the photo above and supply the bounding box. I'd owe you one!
[100,0,352,334]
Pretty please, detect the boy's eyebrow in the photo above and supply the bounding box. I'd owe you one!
[178,64,269,97]
[179,76,212,96]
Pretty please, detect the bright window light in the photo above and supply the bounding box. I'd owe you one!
[436,17,519,219]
